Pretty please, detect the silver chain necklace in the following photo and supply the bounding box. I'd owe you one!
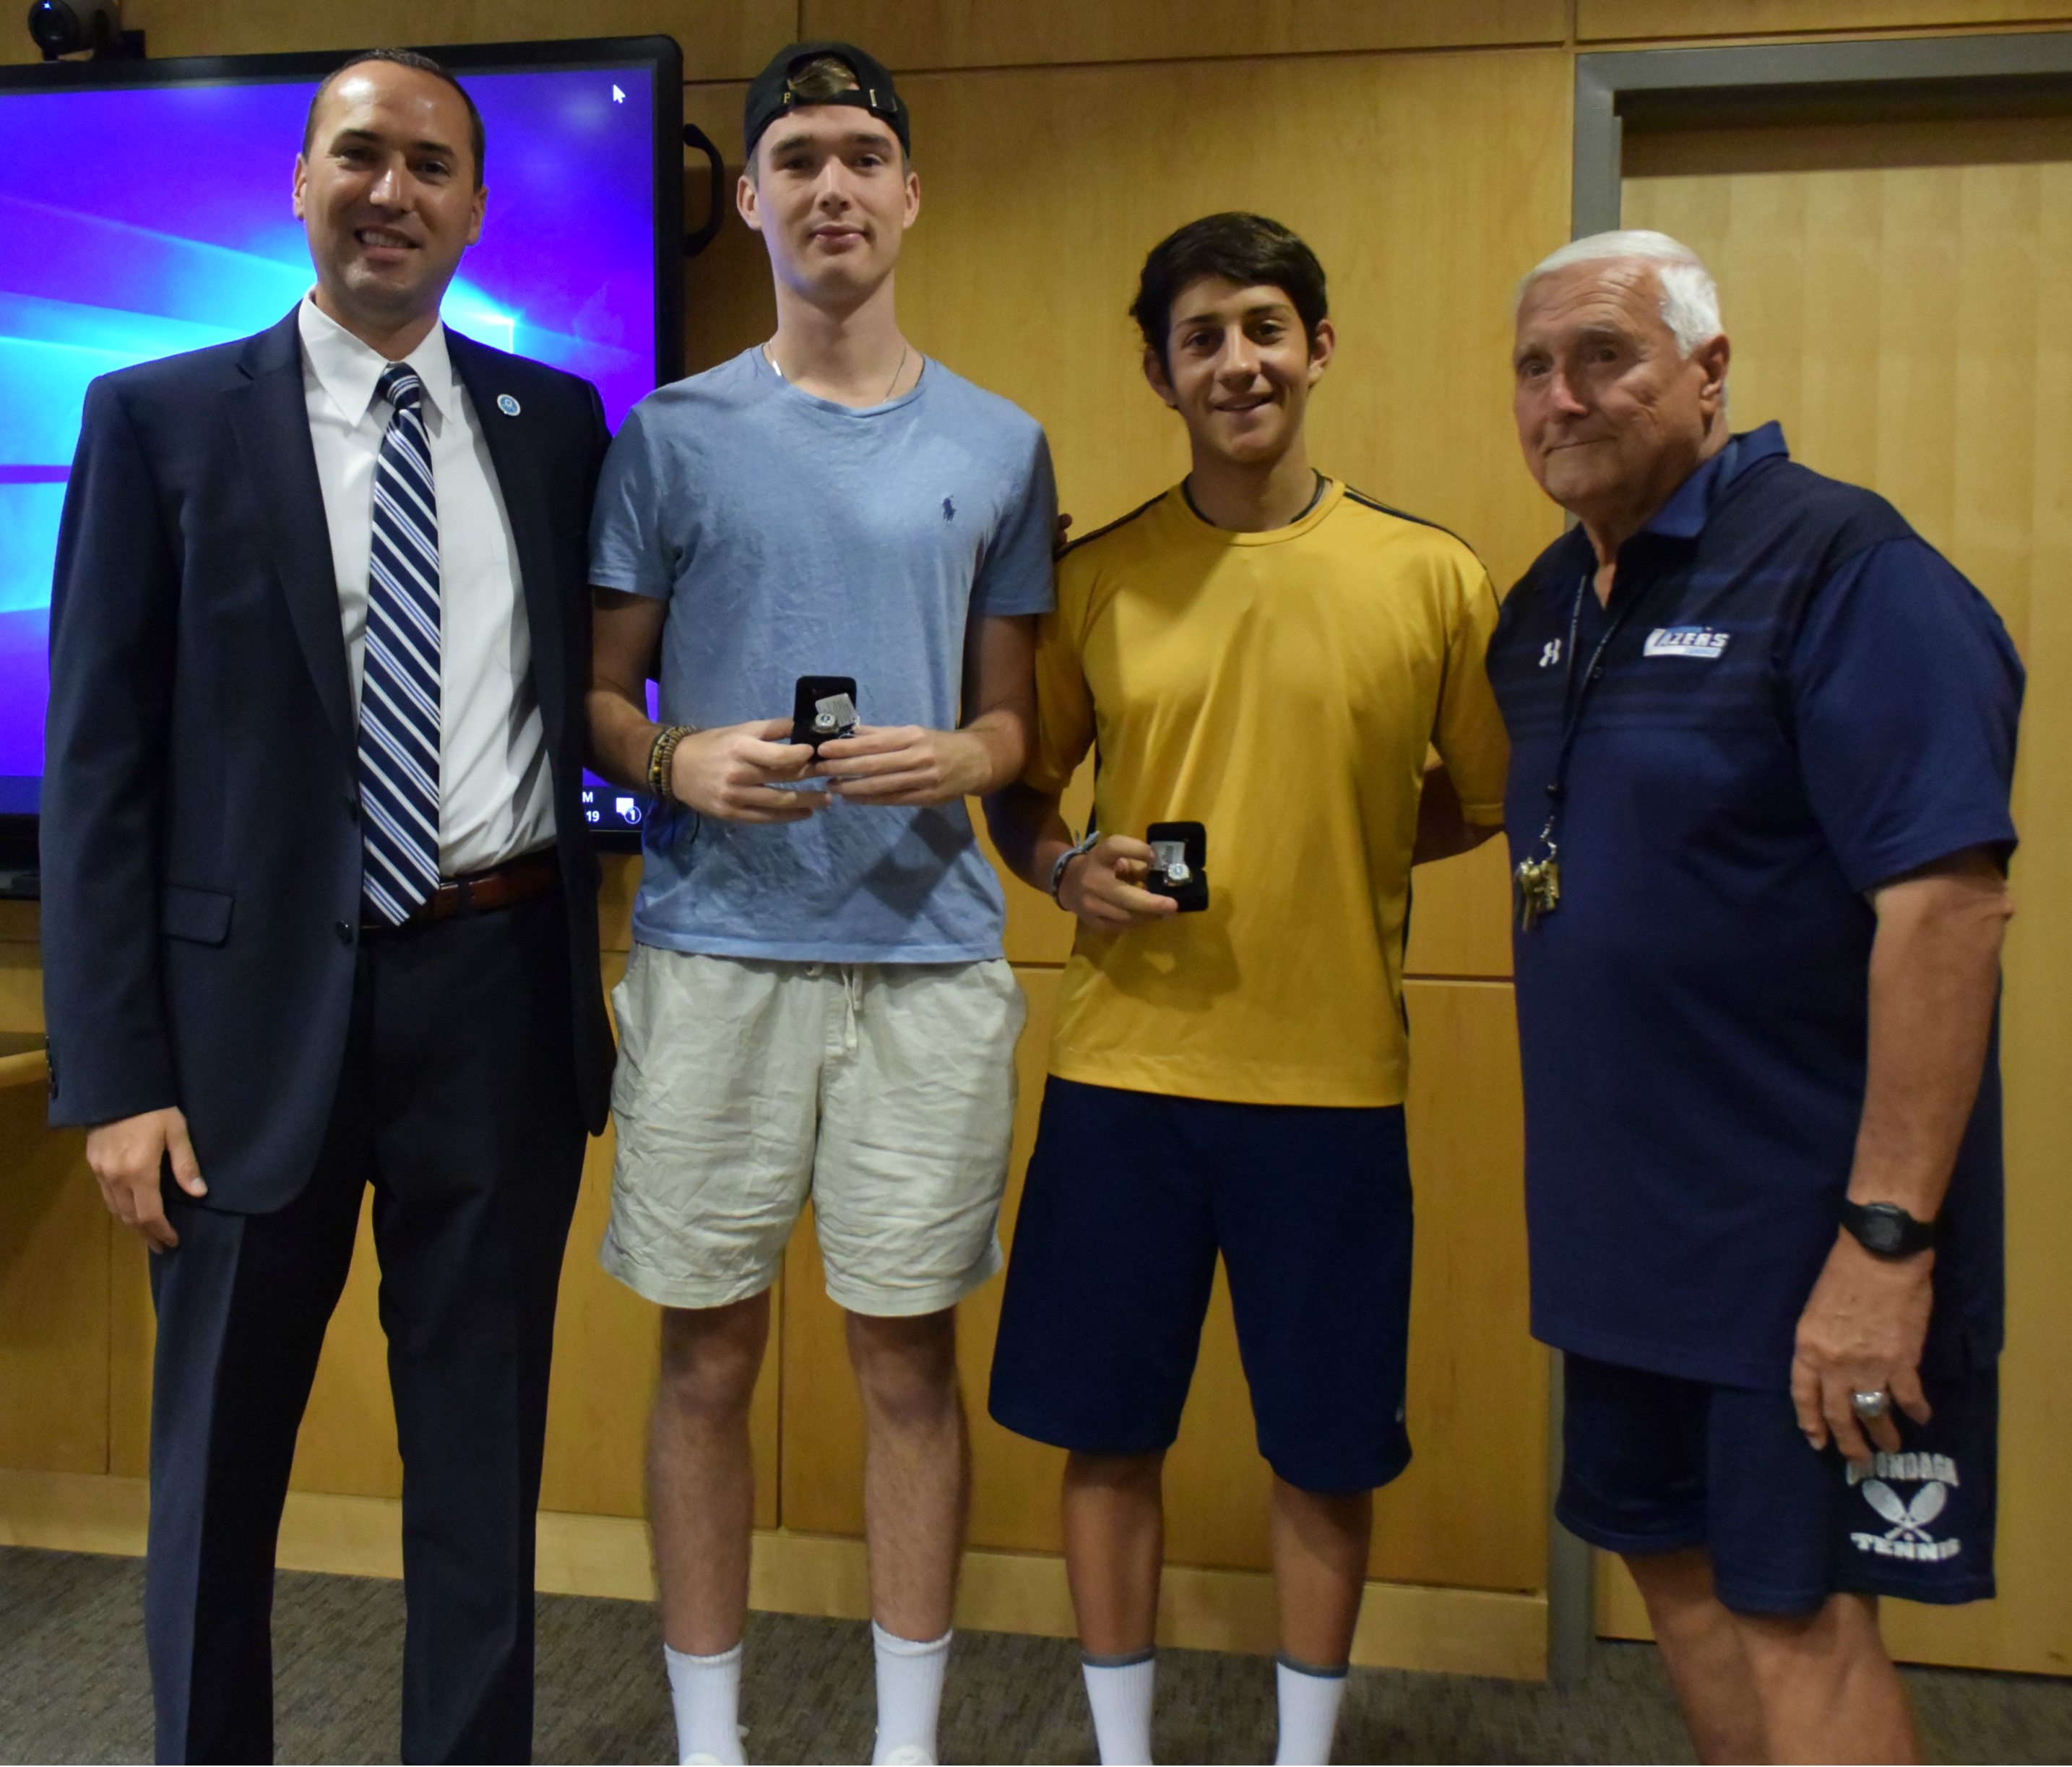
[764,341,911,403]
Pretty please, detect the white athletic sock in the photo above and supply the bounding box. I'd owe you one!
[665,1641,745,1766]
[1273,1655,1347,1766]
[1081,1648,1156,1765]
[872,1620,951,1765]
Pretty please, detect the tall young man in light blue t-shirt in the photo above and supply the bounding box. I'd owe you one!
[585,42,1055,1767]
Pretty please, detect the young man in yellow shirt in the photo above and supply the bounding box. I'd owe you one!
[984,213,1508,1766]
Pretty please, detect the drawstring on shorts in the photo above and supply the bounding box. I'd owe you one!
[805,962,864,1055]
[842,964,863,1055]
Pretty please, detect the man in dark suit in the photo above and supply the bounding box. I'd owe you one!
[40,49,613,1763]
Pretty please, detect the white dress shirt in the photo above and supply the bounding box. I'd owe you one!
[298,294,556,876]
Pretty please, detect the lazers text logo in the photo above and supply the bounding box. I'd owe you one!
[1847,1451,1963,1563]
[1643,626,1730,660]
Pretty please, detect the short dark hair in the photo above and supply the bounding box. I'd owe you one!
[1131,213,1329,374]
[302,48,485,189]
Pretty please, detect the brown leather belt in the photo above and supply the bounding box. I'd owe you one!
[365,850,561,932]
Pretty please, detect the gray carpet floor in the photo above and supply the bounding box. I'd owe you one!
[2,1545,2067,1763]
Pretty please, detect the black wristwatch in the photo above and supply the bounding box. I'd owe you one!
[1840,1199,1938,1260]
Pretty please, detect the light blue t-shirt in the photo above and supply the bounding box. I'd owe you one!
[590,347,1057,962]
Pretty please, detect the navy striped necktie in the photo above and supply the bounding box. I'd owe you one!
[358,363,442,925]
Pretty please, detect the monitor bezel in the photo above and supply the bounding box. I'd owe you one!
[0,35,686,869]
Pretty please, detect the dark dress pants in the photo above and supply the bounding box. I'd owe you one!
[143,892,587,1764]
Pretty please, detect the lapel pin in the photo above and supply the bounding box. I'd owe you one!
[496,393,521,417]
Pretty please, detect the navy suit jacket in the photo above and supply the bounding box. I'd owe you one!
[42,308,616,1211]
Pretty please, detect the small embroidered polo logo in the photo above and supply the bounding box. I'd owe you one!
[496,393,521,418]
[1539,639,1563,668]
[943,496,956,522]
[1643,626,1729,660]
[1847,1451,1962,1562]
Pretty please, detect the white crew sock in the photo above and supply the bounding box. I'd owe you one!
[872,1620,952,1765]
[665,1641,745,1766]
[1081,1648,1156,1765]
[1273,1655,1348,1766]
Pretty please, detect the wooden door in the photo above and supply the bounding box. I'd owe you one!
[1610,111,2072,1677]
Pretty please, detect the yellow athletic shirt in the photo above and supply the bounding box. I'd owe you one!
[1027,479,1509,1108]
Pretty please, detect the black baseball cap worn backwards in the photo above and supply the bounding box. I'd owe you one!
[744,40,910,163]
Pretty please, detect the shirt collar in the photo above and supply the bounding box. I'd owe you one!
[1637,420,1791,543]
[297,292,458,428]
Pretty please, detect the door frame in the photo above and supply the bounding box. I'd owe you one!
[1576,30,2072,235]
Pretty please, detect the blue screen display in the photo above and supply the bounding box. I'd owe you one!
[0,60,665,838]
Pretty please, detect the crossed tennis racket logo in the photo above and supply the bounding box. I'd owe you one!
[1860,1477,1948,1543]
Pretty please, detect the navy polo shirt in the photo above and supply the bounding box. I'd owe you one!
[1488,424,2022,1391]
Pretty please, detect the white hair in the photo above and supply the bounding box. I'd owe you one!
[1517,229,1722,357]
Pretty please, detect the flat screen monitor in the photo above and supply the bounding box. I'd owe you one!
[0,35,684,867]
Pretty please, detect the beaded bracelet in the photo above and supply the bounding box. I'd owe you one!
[646,724,694,801]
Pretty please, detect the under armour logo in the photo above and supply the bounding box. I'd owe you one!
[943,496,956,522]
[1540,639,1563,668]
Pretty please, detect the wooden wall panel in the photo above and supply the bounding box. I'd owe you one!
[1405,840,1515,980]
[800,0,1565,70]
[1581,0,2072,38]
[0,910,41,1032]
[683,82,783,378]
[1,0,798,79]
[597,852,642,955]
[0,1083,105,1474]
[888,50,1569,604]
[1623,126,2072,1677]
[1626,146,2071,608]
[1379,980,1542,1587]
[1993,130,2072,1685]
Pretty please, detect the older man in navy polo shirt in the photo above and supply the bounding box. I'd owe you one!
[1489,229,2021,1764]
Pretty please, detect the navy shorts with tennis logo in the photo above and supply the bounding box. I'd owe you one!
[987,1076,1415,1495]
[1557,1350,1998,1615]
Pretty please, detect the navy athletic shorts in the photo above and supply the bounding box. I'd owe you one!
[985,1076,1414,1495]
[1557,1349,1998,1615]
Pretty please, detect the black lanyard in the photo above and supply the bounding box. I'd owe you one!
[1521,579,1635,869]
[1521,436,1743,878]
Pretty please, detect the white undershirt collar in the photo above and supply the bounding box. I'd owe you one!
[298,293,458,429]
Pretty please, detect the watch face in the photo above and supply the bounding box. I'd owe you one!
[1865,1214,1905,1253]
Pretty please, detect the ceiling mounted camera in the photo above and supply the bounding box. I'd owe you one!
[27,0,142,59]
